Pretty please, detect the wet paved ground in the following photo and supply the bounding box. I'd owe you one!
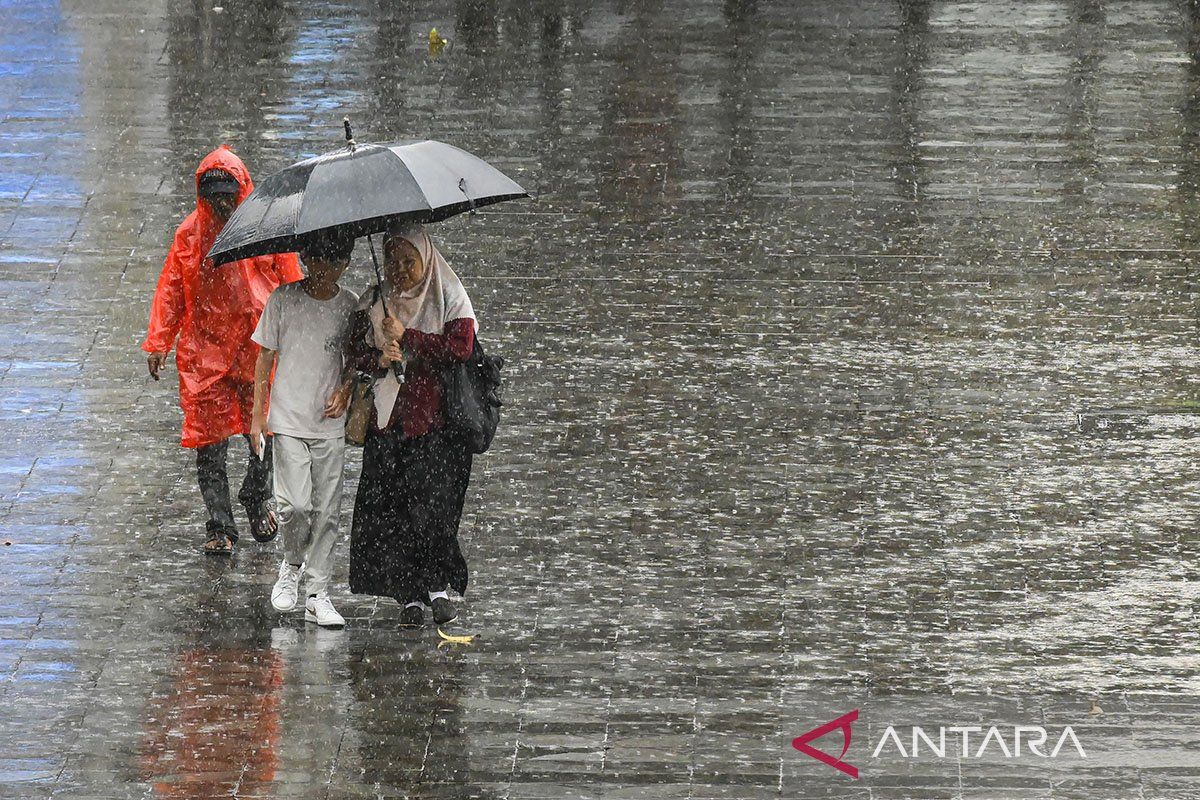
[3,0,1200,797]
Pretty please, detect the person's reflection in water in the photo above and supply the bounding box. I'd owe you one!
[455,0,499,52]
[1176,1,1200,240]
[597,0,682,225]
[165,0,295,167]
[139,598,283,799]
[1061,0,1104,205]
[891,0,931,231]
[717,0,760,204]
[349,636,488,795]
[365,0,416,131]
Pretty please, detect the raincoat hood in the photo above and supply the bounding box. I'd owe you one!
[192,146,254,258]
[194,145,254,204]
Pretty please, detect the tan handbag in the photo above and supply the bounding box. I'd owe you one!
[344,375,374,446]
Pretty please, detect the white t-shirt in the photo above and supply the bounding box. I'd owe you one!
[251,281,359,439]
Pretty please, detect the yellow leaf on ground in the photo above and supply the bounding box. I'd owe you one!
[436,628,474,645]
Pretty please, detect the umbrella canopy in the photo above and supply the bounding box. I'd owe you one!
[208,140,527,265]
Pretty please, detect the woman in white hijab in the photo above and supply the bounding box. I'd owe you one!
[345,222,477,627]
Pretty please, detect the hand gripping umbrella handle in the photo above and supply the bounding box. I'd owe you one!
[367,234,404,384]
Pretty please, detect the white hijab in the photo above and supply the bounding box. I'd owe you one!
[361,223,477,426]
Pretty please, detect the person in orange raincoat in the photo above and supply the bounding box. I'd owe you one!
[142,145,303,555]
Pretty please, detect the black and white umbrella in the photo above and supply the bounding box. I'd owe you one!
[208,133,527,266]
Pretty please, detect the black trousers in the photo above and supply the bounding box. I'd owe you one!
[349,425,472,603]
[196,435,272,540]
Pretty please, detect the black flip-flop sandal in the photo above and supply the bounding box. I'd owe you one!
[203,531,234,556]
[248,502,278,543]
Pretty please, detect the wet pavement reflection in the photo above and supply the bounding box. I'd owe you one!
[139,594,284,800]
[3,0,1200,798]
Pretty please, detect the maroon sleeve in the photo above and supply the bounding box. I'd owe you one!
[402,318,475,364]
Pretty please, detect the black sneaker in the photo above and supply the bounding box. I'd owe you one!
[431,597,457,625]
[399,604,425,627]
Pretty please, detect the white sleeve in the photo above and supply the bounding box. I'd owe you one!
[251,289,281,351]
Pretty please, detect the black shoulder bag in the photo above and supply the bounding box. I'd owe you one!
[444,338,504,454]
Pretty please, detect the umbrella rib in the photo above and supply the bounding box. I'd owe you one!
[395,149,437,218]
[292,161,318,238]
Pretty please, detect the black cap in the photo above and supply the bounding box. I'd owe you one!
[300,228,356,261]
[199,169,239,197]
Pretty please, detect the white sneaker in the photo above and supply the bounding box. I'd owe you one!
[305,591,345,627]
[271,561,301,612]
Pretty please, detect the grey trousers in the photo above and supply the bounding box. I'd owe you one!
[196,435,272,541]
[272,434,345,595]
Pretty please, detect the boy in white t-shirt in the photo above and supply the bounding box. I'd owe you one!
[250,229,358,627]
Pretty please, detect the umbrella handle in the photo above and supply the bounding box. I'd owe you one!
[367,234,405,384]
[367,234,389,315]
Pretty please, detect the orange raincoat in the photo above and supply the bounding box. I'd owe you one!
[142,146,303,448]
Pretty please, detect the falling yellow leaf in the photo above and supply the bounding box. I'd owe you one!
[429,28,448,58]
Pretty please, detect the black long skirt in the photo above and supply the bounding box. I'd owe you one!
[349,425,472,603]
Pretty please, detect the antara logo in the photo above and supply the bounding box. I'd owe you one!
[792,710,859,778]
[793,711,1087,779]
